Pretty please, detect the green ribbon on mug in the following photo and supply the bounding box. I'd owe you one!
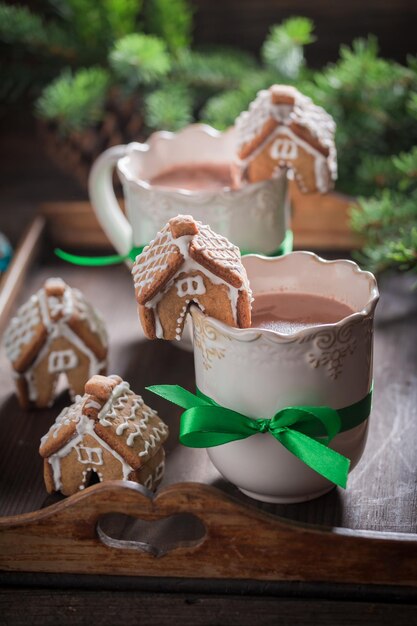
[54,230,294,266]
[55,246,145,266]
[147,384,373,488]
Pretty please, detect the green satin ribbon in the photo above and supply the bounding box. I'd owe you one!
[147,384,373,488]
[54,230,293,266]
[54,246,145,266]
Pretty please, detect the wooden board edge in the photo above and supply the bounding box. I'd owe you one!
[0,481,416,585]
[0,216,46,335]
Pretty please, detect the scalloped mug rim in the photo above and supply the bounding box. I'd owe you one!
[116,123,273,196]
[190,251,379,344]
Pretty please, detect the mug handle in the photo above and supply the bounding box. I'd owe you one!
[88,144,132,256]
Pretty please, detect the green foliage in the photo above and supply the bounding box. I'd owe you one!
[201,89,252,131]
[3,6,417,277]
[0,4,74,58]
[145,83,193,131]
[201,68,279,129]
[54,0,142,62]
[262,17,315,80]
[109,34,171,89]
[351,148,417,274]
[0,4,47,46]
[36,68,110,135]
[306,37,417,197]
[175,47,256,91]
[144,0,193,53]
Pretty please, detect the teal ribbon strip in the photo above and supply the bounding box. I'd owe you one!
[147,384,373,488]
[54,230,293,266]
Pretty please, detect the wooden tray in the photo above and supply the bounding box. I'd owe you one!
[0,216,416,589]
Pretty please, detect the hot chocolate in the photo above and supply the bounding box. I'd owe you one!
[149,163,233,191]
[251,292,354,334]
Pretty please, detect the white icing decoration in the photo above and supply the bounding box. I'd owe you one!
[270,137,298,160]
[97,382,168,452]
[37,289,51,330]
[48,349,78,373]
[84,399,101,410]
[144,475,153,490]
[155,460,165,482]
[138,419,169,458]
[97,380,132,426]
[3,297,41,362]
[75,445,103,465]
[176,275,206,297]
[175,299,190,341]
[72,288,108,347]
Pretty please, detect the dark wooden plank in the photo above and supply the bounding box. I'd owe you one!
[1,588,417,626]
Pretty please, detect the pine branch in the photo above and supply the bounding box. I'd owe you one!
[109,34,171,90]
[144,83,193,131]
[144,0,193,53]
[351,173,417,275]
[354,228,417,275]
[175,47,256,92]
[262,16,315,80]
[200,64,296,129]
[35,68,110,135]
[0,3,76,60]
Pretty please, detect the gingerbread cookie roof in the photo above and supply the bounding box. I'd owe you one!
[235,85,337,185]
[132,215,249,305]
[3,278,107,373]
[39,375,169,470]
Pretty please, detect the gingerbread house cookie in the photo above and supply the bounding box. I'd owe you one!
[3,277,108,409]
[132,215,252,340]
[39,374,169,496]
[234,85,337,193]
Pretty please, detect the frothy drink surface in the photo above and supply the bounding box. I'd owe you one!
[251,292,354,334]
[149,164,233,191]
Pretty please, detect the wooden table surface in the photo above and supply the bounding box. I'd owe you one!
[0,250,417,624]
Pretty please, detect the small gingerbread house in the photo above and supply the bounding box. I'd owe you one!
[39,374,169,496]
[132,215,252,341]
[4,277,108,408]
[234,85,337,193]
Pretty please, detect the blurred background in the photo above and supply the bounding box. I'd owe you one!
[1,0,416,275]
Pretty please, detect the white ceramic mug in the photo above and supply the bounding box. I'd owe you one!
[88,124,290,257]
[190,252,379,503]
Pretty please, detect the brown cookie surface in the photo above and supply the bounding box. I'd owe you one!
[39,375,169,496]
[132,216,252,341]
[4,278,108,410]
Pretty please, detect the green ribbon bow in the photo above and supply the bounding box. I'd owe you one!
[147,384,373,488]
[54,230,293,266]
